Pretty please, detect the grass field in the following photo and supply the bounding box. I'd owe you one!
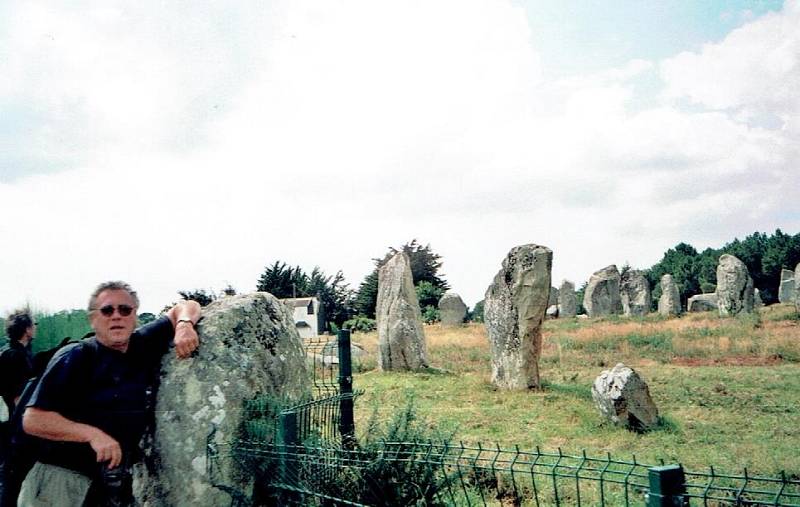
[349,304,800,477]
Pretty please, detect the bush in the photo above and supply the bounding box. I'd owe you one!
[343,315,377,333]
[317,400,455,506]
[468,300,484,322]
[421,305,440,324]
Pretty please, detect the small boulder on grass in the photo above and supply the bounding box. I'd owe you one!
[592,363,659,432]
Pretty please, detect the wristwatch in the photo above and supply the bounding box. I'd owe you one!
[176,318,196,329]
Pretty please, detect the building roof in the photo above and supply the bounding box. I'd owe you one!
[281,297,318,308]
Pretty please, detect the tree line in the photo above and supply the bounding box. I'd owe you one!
[173,229,799,331]
[177,239,453,332]
[645,229,800,308]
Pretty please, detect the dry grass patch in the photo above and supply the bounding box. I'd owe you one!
[351,312,800,474]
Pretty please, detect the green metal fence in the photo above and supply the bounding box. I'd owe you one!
[205,329,800,506]
[208,439,800,506]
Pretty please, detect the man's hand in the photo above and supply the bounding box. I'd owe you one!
[166,299,202,359]
[24,407,123,468]
[88,428,123,468]
[174,321,199,359]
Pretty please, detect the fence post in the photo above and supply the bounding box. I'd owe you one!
[337,329,356,448]
[647,464,689,506]
[277,410,300,504]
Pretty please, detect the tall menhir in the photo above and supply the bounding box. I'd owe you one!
[376,250,429,370]
[484,244,552,389]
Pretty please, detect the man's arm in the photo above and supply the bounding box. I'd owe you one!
[164,299,202,359]
[23,407,122,468]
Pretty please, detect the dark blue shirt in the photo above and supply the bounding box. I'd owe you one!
[0,340,33,414]
[27,317,173,475]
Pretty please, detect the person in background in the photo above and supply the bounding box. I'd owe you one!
[19,281,201,506]
[0,309,35,507]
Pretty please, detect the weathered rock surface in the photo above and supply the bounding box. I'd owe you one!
[687,293,718,312]
[779,269,795,304]
[133,293,308,506]
[583,265,623,317]
[754,288,763,308]
[438,292,468,326]
[620,270,650,317]
[548,286,559,307]
[376,251,428,370]
[658,274,681,316]
[558,280,577,318]
[716,254,754,316]
[545,305,559,318]
[592,363,659,431]
[795,262,800,312]
[484,244,552,389]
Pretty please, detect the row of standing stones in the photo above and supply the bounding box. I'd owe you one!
[581,254,765,319]
[373,246,800,434]
[131,250,800,505]
[371,246,661,432]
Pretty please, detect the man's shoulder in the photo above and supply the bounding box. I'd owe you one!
[0,342,24,360]
[47,339,98,367]
[133,315,173,338]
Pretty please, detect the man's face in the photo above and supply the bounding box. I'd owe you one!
[90,289,138,352]
[21,321,35,346]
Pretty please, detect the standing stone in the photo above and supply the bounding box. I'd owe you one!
[754,288,763,309]
[558,280,577,317]
[687,293,718,312]
[133,293,308,506]
[620,270,651,317]
[778,269,795,304]
[795,262,800,313]
[548,286,559,307]
[484,244,552,389]
[658,274,681,316]
[583,265,623,317]
[716,254,754,316]
[438,292,467,326]
[376,251,428,370]
[592,363,659,431]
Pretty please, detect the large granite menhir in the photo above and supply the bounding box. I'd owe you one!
[658,274,681,316]
[558,280,577,318]
[133,293,308,506]
[795,262,800,313]
[484,244,552,389]
[620,270,650,317]
[779,269,795,304]
[716,254,754,316]
[438,292,467,326]
[376,251,428,370]
[583,265,623,317]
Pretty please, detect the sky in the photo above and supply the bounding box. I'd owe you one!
[1,0,799,314]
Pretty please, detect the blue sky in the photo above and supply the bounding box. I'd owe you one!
[1,0,798,313]
[521,0,784,76]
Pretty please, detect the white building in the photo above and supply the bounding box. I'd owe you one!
[281,297,324,339]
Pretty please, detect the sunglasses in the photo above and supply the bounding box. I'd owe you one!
[94,304,135,317]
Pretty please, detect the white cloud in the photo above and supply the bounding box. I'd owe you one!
[661,0,800,126]
[1,1,799,314]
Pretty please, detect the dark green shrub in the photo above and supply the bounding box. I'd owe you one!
[343,315,377,332]
[421,305,440,324]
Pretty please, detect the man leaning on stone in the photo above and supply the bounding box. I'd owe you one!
[19,281,201,506]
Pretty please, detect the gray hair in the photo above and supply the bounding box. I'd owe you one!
[5,308,34,342]
[87,281,140,311]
